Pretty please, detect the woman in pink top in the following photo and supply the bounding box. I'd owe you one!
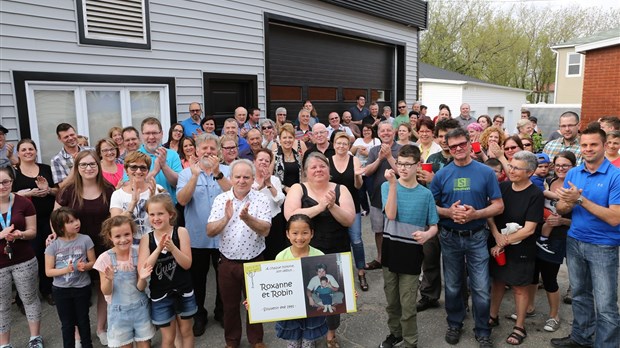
[96,138,124,188]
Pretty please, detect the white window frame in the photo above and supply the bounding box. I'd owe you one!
[25,81,169,161]
[566,52,582,77]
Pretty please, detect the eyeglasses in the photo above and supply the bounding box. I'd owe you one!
[395,161,418,169]
[222,146,238,151]
[78,162,97,169]
[448,141,468,151]
[0,179,13,187]
[559,124,578,129]
[127,165,149,172]
[522,142,532,147]
[190,109,201,113]
[276,113,287,116]
[334,142,350,147]
[143,132,161,137]
[507,164,528,171]
[314,131,328,135]
[397,106,407,109]
[100,148,116,154]
[504,146,519,151]
[554,164,573,170]
[262,126,273,130]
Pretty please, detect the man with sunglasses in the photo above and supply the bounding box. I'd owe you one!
[181,102,204,137]
[393,100,411,130]
[543,111,582,164]
[430,127,504,347]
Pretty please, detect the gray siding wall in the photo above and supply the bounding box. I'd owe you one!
[0,0,419,139]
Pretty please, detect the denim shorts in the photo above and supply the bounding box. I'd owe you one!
[150,291,197,326]
[107,298,155,347]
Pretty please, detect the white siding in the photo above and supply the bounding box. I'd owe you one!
[462,85,528,133]
[419,82,463,118]
[0,0,419,137]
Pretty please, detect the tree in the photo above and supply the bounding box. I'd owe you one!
[420,0,620,102]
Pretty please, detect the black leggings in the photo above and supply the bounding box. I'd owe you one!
[532,258,561,293]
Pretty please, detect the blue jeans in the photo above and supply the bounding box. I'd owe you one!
[348,213,366,270]
[439,227,491,337]
[566,237,620,347]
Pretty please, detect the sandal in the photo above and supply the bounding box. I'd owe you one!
[489,315,500,327]
[506,326,527,345]
[327,337,340,348]
[364,260,382,270]
[358,273,369,291]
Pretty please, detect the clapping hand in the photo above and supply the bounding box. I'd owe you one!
[139,264,153,280]
[239,202,251,221]
[103,265,115,281]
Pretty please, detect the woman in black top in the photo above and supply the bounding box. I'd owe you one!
[329,132,368,291]
[284,152,355,348]
[13,139,58,304]
[488,151,544,345]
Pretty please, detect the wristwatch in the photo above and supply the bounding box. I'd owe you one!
[214,172,224,180]
[576,195,584,205]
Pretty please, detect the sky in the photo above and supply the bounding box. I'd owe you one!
[491,0,620,9]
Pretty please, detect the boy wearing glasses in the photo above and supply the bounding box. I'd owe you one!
[379,145,439,348]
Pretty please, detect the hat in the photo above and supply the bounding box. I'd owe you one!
[467,122,484,132]
[0,125,8,135]
[537,153,550,164]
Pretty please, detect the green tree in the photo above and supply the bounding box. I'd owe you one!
[420,0,620,102]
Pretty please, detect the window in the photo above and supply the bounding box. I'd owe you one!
[76,0,151,49]
[566,53,582,77]
[26,82,169,163]
[270,86,302,101]
[308,87,337,101]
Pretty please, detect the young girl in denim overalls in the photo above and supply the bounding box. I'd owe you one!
[94,215,155,348]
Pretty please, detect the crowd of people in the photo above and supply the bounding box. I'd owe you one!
[0,100,619,348]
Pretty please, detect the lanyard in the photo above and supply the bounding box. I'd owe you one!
[0,193,14,230]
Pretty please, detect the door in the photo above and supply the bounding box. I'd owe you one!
[204,73,257,130]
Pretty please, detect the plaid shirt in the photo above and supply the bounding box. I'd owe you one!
[50,146,91,184]
[543,136,582,165]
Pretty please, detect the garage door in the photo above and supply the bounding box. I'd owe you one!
[267,22,395,123]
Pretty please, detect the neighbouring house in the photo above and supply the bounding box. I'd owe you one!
[576,28,620,125]
[418,62,529,132]
[0,0,427,163]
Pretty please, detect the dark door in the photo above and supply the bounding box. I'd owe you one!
[204,73,258,129]
[267,22,395,123]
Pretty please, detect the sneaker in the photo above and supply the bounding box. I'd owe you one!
[506,310,536,320]
[476,335,493,348]
[75,340,81,348]
[97,331,108,346]
[28,336,43,348]
[536,240,555,254]
[544,318,561,332]
[379,334,403,348]
[416,296,439,312]
[445,327,462,345]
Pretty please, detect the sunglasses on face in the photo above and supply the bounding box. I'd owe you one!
[504,146,519,151]
[262,126,273,130]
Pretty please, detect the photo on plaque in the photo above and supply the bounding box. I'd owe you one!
[302,253,348,317]
[244,252,356,324]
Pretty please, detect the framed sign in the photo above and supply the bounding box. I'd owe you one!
[244,252,357,324]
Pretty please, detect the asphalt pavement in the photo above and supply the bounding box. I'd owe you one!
[9,216,614,347]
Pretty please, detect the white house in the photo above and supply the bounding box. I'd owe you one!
[419,62,529,132]
[0,0,427,162]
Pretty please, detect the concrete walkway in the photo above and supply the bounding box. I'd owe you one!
[9,216,611,347]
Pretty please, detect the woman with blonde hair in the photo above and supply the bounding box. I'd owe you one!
[329,132,368,291]
[108,126,125,159]
[271,123,306,194]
